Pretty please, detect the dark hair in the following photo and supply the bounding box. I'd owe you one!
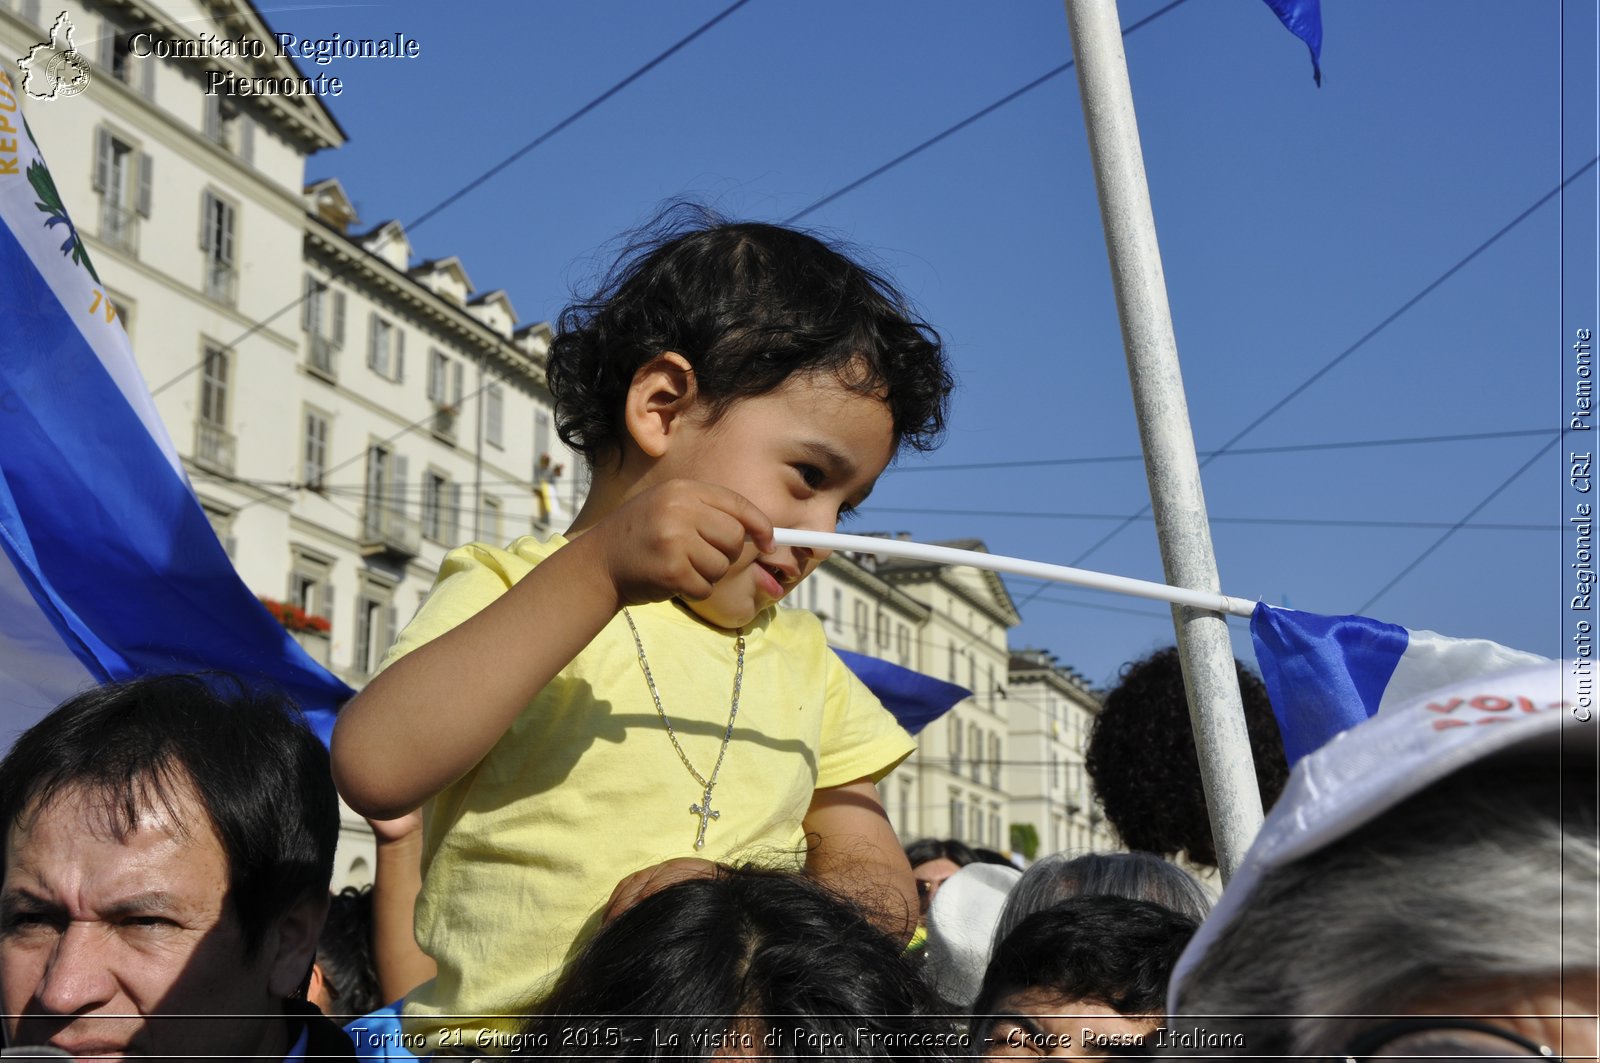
[904,837,978,869]
[1085,647,1289,866]
[516,866,956,1061]
[547,204,952,466]
[0,673,339,955]
[316,885,382,1017]
[973,896,1198,1027]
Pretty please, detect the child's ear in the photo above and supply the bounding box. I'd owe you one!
[624,352,697,458]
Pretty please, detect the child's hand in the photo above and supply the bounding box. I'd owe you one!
[586,480,775,608]
[602,856,720,923]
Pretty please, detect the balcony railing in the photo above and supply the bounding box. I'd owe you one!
[359,504,421,561]
[193,420,235,475]
[100,202,139,255]
[431,403,458,443]
[307,335,338,380]
[204,261,237,306]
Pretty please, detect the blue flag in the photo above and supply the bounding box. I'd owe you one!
[1262,0,1323,86]
[0,72,353,747]
[1250,602,1547,763]
[835,649,971,735]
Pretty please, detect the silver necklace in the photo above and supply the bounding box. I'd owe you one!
[621,608,745,850]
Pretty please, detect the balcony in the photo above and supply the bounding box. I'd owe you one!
[359,504,421,561]
[307,335,338,381]
[204,261,236,306]
[193,420,235,475]
[430,403,458,443]
[100,202,139,255]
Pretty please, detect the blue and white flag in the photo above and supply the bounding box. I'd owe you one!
[1250,602,1548,763]
[1261,0,1323,85]
[0,72,352,748]
[835,649,971,736]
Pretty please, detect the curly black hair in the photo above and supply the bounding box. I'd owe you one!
[1084,647,1289,867]
[546,203,953,467]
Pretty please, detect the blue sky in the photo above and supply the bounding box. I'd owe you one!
[271,0,1597,689]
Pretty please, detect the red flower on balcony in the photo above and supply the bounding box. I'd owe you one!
[259,596,332,635]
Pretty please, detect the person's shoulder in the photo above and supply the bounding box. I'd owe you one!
[438,534,566,584]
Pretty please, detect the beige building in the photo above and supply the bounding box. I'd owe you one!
[1,0,573,885]
[1006,647,1113,856]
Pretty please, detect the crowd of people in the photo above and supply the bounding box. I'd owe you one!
[0,212,1591,1060]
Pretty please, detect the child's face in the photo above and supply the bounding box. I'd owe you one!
[659,370,896,629]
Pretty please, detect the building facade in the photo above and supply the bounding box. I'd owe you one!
[1006,648,1113,857]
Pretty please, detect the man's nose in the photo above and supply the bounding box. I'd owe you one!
[36,923,117,1015]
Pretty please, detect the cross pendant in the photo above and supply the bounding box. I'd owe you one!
[690,787,720,850]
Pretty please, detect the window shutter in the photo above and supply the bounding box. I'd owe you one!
[392,454,409,515]
[139,53,154,97]
[239,117,255,166]
[302,274,316,332]
[451,361,464,406]
[385,603,399,652]
[199,191,214,251]
[322,582,336,628]
[217,202,234,265]
[136,152,152,217]
[331,291,346,347]
[448,482,462,545]
[367,313,380,370]
[426,351,441,402]
[97,21,115,70]
[353,599,370,670]
[93,130,111,192]
[393,329,405,382]
[203,95,221,144]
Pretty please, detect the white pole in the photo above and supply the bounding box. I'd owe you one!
[1064,0,1263,880]
[772,530,1256,617]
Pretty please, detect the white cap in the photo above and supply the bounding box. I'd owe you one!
[922,861,1021,1009]
[1169,659,1591,1012]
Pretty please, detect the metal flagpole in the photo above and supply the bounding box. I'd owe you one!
[1063,0,1263,879]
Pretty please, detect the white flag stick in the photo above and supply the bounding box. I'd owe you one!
[772,529,1257,618]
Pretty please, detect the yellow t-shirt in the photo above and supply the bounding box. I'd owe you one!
[383,535,915,1052]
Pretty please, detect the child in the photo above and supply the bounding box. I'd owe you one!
[330,209,955,1050]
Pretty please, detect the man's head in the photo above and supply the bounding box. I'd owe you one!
[973,896,1198,1060]
[0,674,339,1060]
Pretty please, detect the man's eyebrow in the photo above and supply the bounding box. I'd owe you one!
[0,887,56,914]
[100,891,180,918]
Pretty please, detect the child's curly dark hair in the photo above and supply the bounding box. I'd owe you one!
[546,204,953,466]
[1085,647,1289,867]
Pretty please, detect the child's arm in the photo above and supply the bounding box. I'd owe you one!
[365,811,437,1003]
[801,778,919,943]
[331,481,775,820]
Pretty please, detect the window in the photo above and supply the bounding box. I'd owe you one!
[968,724,982,783]
[896,623,910,666]
[193,344,233,473]
[302,407,329,491]
[947,642,957,682]
[202,96,253,162]
[98,18,152,95]
[199,191,236,305]
[352,580,397,676]
[970,804,982,842]
[363,443,409,539]
[367,314,405,382]
[852,600,868,648]
[287,548,335,628]
[428,350,464,440]
[831,589,842,633]
[949,791,964,838]
[989,809,1001,849]
[948,716,961,771]
[897,778,913,838]
[989,733,1001,788]
[1050,750,1060,789]
[875,609,889,649]
[92,129,149,254]
[486,384,504,448]
[479,494,502,543]
[534,410,551,469]
[199,498,236,558]
[421,470,460,545]
[302,276,345,378]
